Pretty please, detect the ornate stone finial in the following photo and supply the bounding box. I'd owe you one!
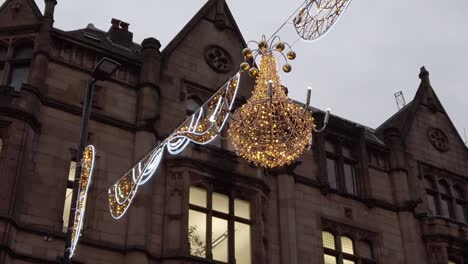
[419,66,429,80]
[142,37,161,50]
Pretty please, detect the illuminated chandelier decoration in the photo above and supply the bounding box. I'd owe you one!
[229,36,328,168]
[293,0,353,41]
[69,145,96,257]
[108,74,240,219]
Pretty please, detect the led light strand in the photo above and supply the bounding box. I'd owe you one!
[69,145,96,258]
[108,73,241,219]
[293,0,353,41]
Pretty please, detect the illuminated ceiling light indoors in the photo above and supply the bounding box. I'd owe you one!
[229,36,330,168]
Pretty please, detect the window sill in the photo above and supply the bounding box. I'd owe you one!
[422,215,468,227]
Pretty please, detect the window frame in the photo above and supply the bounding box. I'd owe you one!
[322,230,376,264]
[188,184,253,264]
[0,39,34,91]
[325,137,359,196]
[423,175,467,224]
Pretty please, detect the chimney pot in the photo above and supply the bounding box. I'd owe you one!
[120,21,130,31]
[111,18,120,29]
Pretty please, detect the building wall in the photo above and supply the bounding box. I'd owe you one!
[0,0,466,264]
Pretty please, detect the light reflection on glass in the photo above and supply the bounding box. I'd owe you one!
[235,199,250,219]
[212,217,228,262]
[190,186,207,208]
[213,192,229,213]
[235,222,251,264]
[189,210,207,257]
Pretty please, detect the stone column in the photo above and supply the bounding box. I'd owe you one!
[124,37,162,263]
[383,128,424,264]
[276,172,298,264]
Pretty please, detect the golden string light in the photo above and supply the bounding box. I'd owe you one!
[70,145,96,257]
[229,36,319,168]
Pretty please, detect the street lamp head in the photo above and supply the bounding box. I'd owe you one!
[92,57,121,81]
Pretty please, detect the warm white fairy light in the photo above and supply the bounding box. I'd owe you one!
[69,145,96,257]
[108,73,241,219]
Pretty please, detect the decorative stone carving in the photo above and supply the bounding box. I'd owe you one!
[427,127,449,152]
[204,45,233,73]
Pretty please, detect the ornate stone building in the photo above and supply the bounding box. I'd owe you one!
[0,0,466,263]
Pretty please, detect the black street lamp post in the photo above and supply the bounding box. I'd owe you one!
[63,57,120,264]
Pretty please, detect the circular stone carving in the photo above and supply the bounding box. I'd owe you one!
[205,45,233,73]
[427,127,449,152]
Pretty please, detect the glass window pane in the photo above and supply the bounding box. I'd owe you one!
[235,222,251,264]
[62,188,73,232]
[343,260,356,264]
[189,186,207,207]
[234,198,250,219]
[213,192,229,213]
[425,177,436,190]
[357,240,373,259]
[439,181,450,195]
[187,97,202,113]
[448,260,457,264]
[188,210,206,257]
[342,145,353,159]
[212,217,228,262]
[341,236,354,255]
[324,254,337,264]
[440,198,452,218]
[13,44,33,59]
[455,203,467,223]
[326,158,337,189]
[68,161,76,181]
[453,186,464,200]
[9,65,29,91]
[427,194,437,216]
[0,46,7,60]
[325,140,335,153]
[322,231,335,250]
[344,163,357,195]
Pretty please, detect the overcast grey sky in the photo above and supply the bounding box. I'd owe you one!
[32,0,468,140]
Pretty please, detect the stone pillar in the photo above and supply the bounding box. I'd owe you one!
[383,128,423,264]
[124,37,162,263]
[276,172,298,264]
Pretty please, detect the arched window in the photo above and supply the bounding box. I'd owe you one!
[341,236,354,255]
[453,185,467,223]
[8,41,33,91]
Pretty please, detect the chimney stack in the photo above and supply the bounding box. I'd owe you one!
[107,18,133,47]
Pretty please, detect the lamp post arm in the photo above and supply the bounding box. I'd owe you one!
[64,78,96,264]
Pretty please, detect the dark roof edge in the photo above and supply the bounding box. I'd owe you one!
[161,0,247,60]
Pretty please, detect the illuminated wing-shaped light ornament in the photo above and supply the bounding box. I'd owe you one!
[69,145,96,258]
[228,36,330,168]
[108,74,241,219]
[293,0,353,41]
